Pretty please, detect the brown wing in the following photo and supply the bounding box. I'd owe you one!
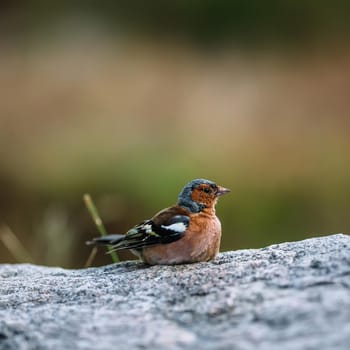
[151,205,190,225]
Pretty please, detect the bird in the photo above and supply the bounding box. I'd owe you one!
[87,179,230,265]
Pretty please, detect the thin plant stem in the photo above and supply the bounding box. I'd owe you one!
[83,194,119,263]
[84,246,98,268]
[0,225,35,263]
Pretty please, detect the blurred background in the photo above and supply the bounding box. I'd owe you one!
[0,1,349,268]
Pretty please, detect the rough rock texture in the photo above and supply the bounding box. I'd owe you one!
[1,234,350,350]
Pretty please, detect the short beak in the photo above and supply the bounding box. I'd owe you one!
[216,185,230,196]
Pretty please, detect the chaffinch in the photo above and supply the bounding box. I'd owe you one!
[87,179,230,265]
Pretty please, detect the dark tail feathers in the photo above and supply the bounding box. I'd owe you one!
[86,234,124,246]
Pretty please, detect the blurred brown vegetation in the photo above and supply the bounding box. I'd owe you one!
[0,2,349,267]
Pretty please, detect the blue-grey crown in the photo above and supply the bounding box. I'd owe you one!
[178,178,216,213]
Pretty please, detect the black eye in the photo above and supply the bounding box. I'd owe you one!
[203,187,211,193]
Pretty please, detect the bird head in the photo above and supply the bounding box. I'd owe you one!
[178,179,230,213]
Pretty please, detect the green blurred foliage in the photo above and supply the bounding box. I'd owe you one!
[2,0,350,46]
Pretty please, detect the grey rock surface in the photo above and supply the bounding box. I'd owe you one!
[1,234,350,350]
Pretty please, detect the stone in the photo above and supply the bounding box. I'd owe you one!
[0,233,350,350]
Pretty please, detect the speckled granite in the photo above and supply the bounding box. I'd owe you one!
[1,234,350,350]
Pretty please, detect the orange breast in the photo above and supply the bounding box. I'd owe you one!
[140,211,222,265]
